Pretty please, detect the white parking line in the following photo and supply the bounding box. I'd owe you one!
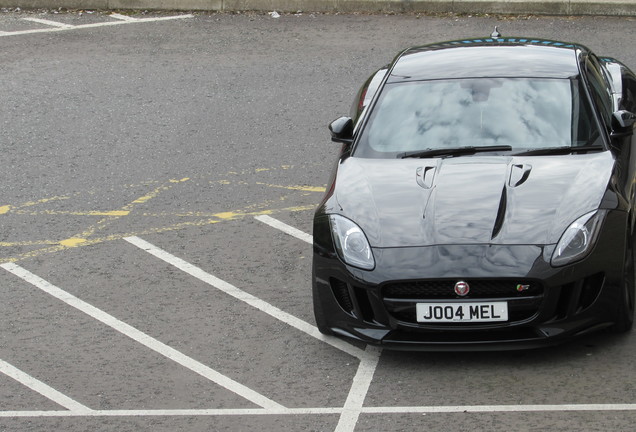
[0,14,193,37]
[22,17,73,28]
[0,359,91,413]
[253,215,381,432]
[2,402,636,418]
[110,13,139,22]
[125,230,378,432]
[124,236,366,360]
[363,404,636,413]
[254,215,313,244]
[0,262,283,411]
[0,408,340,417]
[335,346,381,432]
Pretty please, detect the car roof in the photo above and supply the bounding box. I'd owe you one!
[388,38,585,82]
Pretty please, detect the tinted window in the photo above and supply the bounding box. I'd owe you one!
[355,78,602,158]
[620,71,636,112]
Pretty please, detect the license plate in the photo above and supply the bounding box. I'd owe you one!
[416,302,508,323]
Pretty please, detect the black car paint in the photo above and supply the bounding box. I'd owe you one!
[313,37,636,350]
[326,153,615,247]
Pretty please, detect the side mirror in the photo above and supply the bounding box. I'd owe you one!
[329,117,354,144]
[611,110,636,134]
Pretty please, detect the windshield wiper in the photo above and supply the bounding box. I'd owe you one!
[399,145,513,159]
[512,145,604,156]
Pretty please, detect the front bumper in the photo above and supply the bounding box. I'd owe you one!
[312,210,627,351]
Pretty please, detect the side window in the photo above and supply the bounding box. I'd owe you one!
[585,57,613,127]
[621,70,636,112]
[350,67,388,122]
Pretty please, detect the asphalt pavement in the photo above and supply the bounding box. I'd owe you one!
[0,0,635,16]
[1,10,636,432]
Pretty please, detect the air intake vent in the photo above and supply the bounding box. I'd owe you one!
[330,278,354,314]
[491,187,507,239]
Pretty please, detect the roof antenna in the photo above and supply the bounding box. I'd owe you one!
[491,26,501,39]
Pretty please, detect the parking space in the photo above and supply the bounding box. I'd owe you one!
[0,166,370,425]
[2,9,636,431]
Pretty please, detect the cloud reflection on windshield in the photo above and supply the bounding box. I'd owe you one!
[367,78,572,152]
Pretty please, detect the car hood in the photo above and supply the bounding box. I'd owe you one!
[332,152,615,247]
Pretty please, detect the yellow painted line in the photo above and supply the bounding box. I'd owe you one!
[72,178,190,240]
[122,180,162,188]
[13,210,131,217]
[1,204,316,263]
[73,213,129,240]
[0,166,309,217]
[130,178,189,205]
[0,240,59,247]
[0,195,72,214]
[136,205,314,233]
[20,195,71,208]
[134,194,306,218]
[255,183,326,193]
[138,211,213,217]
[0,169,320,262]
[3,244,69,262]
[94,210,130,216]
[131,205,314,235]
[213,212,241,220]
[59,238,87,247]
[132,196,153,204]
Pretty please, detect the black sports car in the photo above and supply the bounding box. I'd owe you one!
[312,34,636,350]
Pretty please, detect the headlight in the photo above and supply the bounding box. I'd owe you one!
[551,210,605,267]
[328,214,375,270]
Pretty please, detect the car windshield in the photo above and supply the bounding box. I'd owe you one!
[354,78,604,158]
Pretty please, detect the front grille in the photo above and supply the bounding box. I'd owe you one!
[383,280,542,299]
[382,279,543,325]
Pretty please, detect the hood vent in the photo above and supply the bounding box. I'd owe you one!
[416,165,437,189]
[493,163,530,239]
[491,187,507,239]
[509,163,532,187]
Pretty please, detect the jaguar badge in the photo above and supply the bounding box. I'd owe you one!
[454,281,470,297]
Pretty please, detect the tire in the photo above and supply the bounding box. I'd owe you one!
[611,232,635,333]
